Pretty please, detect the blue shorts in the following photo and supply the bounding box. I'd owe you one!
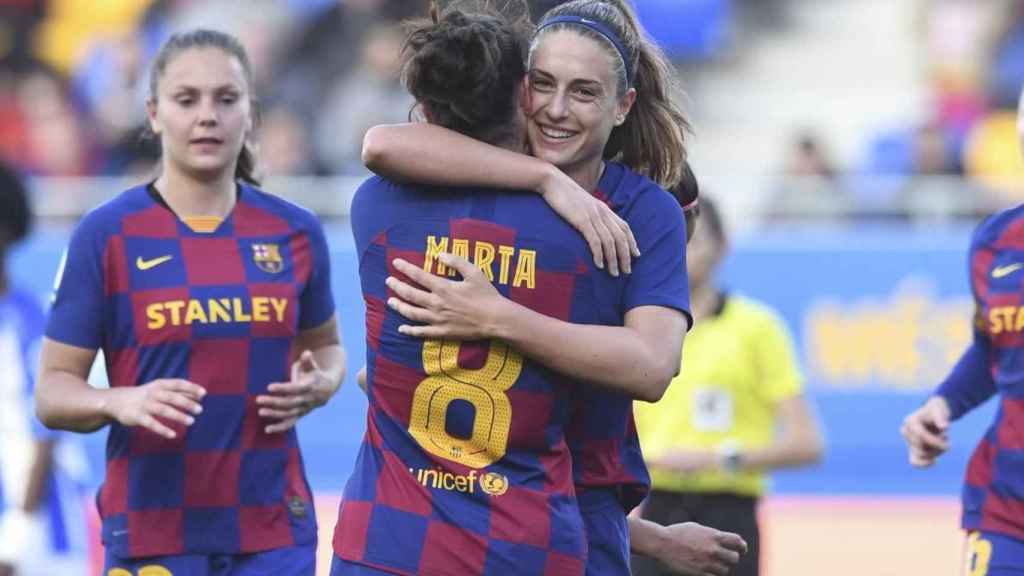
[330,555,400,575]
[966,531,1024,575]
[579,490,630,576]
[103,544,316,576]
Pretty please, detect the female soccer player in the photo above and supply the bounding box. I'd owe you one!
[900,88,1024,576]
[35,29,345,575]
[334,5,599,574]
[363,1,744,574]
[633,197,824,576]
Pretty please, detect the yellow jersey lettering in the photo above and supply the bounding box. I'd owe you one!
[1001,308,1015,333]
[497,245,515,285]
[210,299,232,323]
[270,298,288,322]
[982,306,1024,335]
[143,297,291,330]
[184,299,208,325]
[474,241,496,282]
[164,300,185,326]
[450,239,470,278]
[232,298,252,322]
[252,297,270,322]
[420,235,538,289]
[990,308,1003,334]
[424,235,449,275]
[512,249,536,289]
[146,303,166,330]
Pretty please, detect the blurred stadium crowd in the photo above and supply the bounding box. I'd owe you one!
[2,0,1024,220]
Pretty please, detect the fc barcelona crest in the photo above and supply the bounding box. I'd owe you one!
[252,243,284,274]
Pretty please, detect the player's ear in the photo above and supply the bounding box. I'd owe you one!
[146,98,162,136]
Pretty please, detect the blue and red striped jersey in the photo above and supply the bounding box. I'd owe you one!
[45,183,334,558]
[959,206,1024,542]
[568,165,691,513]
[334,162,689,575]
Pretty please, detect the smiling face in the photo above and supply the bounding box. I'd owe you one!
[147,47,252,182]
[525,29,635,187]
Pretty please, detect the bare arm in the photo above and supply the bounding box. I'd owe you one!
[256,315,346,433]
[737,394,823,471]
[629,516,747,576]
[36,338,112,432]
[363,123,638,276]
[36,337,206,439]
[491,304,685,403]
[387,254,686,402]
[655,394,824,475]
[22,440,54,513]
[364,123,555,191]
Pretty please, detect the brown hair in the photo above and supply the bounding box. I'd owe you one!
[148,29,260,185]
[534,0,689,188]
[402,1,533,146]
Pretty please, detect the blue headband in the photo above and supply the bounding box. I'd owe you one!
[536,15,634,86]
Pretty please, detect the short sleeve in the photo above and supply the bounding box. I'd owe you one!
[298,215,336,330]
[45,216,106,349]
[753,307,804,404]
[350,175,395,256]
[622,184,691,324]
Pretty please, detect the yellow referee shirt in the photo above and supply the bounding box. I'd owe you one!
[635,295,803,497]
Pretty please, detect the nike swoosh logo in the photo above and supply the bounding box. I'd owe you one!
[992,263,1024,279]
[136,255,173,271]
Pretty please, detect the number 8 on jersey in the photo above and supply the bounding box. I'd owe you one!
[409,338,522,468]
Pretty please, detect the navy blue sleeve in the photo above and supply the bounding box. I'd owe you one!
[935,328,997,421]
[45,214,107,349]
[935,221,999,420]
[298,213,336,330]
[622,183,692,326]
[350,176,395,257]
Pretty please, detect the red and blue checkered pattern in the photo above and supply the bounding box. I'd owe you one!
[961,207,1024,543]
[340,179,603,575]
[337,163,689,575]
[46,184,334,558]
[568,168,691,515]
